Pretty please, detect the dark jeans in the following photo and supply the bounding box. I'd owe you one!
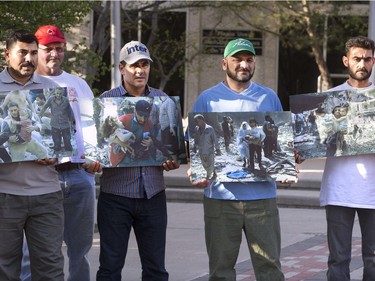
[0,147,11,162]
[96,191,169,281]
[249,143,262,170]
[52,127,72,152]
[161,126,178,153]
[326,205,375,281]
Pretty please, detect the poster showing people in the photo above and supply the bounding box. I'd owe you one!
[83,96,187,167]
[0,87,78,163]
[290,88,375,159]
[187,111,296,182]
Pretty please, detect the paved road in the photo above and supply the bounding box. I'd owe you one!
[62,202,363,281]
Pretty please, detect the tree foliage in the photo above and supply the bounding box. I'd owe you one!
[224,1,368,91]
[90,1,211,94]
[0,0,369,97]
[0,0,93,34]
[0,0,108,95]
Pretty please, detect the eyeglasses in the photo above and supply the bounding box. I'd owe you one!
[38,46,64,54]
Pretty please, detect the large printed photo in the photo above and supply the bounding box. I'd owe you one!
[188,111,296,182]
[0,87,78,163]
[290,88,375,159]
[83,96,187,167]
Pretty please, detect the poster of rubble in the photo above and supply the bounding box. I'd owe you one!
[0,87,78,164]
[290,88,375,159]
[187,111,296,182]
[83,96,187,167]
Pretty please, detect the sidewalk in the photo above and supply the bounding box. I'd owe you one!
[65,202,364,281]
[84,159,365,280]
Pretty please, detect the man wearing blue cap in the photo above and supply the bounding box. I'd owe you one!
[97,41,180,281]
[189,38,286,281]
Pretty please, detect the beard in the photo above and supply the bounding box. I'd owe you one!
[226,66,254,83]
[348,67,372,82]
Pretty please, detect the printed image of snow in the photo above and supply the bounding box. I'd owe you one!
[0,87,78,164]
[188,111,296,183]
[290,88,375,159]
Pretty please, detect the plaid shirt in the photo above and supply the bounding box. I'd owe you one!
[99,84,168,199]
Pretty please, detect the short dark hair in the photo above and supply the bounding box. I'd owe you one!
[7,101,19,109]
[36,94,46,101]
[345,36,375,56]
[6,29,38,49]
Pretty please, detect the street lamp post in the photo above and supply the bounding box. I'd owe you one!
[369,1,375,85]
[111,0,121,88]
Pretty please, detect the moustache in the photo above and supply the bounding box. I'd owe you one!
[357,68,368,73]
[237,68,250,73]
[21,63,35,68]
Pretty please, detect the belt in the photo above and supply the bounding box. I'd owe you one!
[55,162,82,172]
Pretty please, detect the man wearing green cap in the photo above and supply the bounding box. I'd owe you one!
[189,38,286,281]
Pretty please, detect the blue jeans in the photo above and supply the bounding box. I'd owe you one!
[21,167,95,281]
[96,191,168,281]
[326,205,375,281]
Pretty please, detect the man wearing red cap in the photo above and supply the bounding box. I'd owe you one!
[20,25,102,281]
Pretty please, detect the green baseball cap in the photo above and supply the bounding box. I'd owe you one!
[224,38,256,58]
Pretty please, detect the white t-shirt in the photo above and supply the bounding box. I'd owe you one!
[320,81,375,208]
[40,71,94,163]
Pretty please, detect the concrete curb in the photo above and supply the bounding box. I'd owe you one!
[96,158,325,209]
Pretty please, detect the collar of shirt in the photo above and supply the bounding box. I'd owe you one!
[121,84,151,97]
[1,68,44,86]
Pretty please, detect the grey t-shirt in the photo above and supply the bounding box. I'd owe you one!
[0,69,60,195]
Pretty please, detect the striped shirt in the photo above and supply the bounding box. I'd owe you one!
[99,84,168,199]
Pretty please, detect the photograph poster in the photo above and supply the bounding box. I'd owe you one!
[83,96,187,167]
[290,88,375,159]
[0,87,78,164]
[188,111,296,183]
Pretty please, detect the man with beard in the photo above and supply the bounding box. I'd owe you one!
[320,36,375,281]
[189,38,286,281]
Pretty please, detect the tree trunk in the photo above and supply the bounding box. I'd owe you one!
[302,0,332,91]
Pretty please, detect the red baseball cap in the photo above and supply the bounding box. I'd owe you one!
[35,25,66,45]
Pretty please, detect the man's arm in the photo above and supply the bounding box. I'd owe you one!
[26,94,36,116]
[38,97,52,117]
[0,123,10,146]
[211,127,221,155]
[259,128,266,142]
[30,115,42,132]
[1,95,10,113]
[1,121,19,143]
[167,98,177,130]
